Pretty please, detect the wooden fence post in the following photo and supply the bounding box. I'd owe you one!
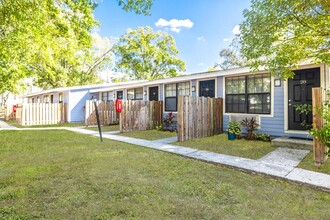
[312,87,327,166]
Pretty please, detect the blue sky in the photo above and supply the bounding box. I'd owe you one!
[94,0,251,74]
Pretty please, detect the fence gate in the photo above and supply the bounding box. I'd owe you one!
[120,100,163,132]
[177,96,223,142]
[85,100,119,126]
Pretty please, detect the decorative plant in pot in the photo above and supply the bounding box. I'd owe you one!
[240,117,259,140]
[227,121,241,140]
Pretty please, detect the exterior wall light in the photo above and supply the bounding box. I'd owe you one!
[274,79,281,87]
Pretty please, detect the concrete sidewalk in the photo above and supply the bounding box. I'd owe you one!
[1,126,330,191]
[0,120,18,129]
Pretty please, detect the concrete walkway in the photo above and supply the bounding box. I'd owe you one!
[0,120,17,129]
[1,126,330,191]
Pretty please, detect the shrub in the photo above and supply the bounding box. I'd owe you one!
[255,133,271,142]
[156,124,163,131]
[296,90,330,156]
[240,117,259,140]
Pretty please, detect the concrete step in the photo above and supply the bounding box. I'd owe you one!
[271,137,313,151]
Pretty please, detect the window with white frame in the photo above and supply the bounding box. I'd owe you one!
[165,82,190,111]
[127,87,143,100]
[225,74,271,114]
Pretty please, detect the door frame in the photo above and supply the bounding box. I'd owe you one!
[147,85,159,101]
[284,64,326,134]
[196,78,217,98]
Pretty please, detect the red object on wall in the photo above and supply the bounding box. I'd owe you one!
[13,105,17,113]
[116,99,122,113]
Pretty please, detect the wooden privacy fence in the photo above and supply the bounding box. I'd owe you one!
[120,100,163,132]
[312,87,328,165]
[16,103,66,126]
[177,96,223,142]
[85,100,119,126]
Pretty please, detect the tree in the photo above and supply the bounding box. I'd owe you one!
[214,48,247,70]
[0,0,154,93]
[113,26,185,80]
[239,0,330,78]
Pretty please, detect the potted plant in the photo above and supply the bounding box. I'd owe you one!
[227,121,241,140]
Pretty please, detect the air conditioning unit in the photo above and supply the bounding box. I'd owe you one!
[229,115,260,127]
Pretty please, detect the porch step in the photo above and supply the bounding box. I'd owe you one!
[271,137,313,151]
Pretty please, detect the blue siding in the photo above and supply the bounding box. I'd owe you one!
[143,86,148,101]
[69,89,93,122]
[221,79,310,138]
[217,76,224,98]
[159,84,164,100]
[257,85,285,137]
[191,79,197,97]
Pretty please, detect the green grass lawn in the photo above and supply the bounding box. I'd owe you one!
[174,134,276,160]
[0,130,329,219]
[5,120,85,128]
[298,152,330,174]
[86,124,120,132]
[118,129,177,140]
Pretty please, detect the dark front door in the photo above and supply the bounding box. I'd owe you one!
[116,91,123,100]
[199,80,215,98]
[288,68,320,130]
[149,86,158,101]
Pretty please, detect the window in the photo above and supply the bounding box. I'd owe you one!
[225,74,271,114]
[59,93,63,103]
[165,82,190,111]
[102,92,108,101]
[107,91,113,101]
[43,95,50,103]
[127,88,143,100]
[102,91,114,101]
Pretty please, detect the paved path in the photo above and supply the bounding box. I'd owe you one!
[1,126,330,191]
[258,147,310,167]
[0,120,17,129]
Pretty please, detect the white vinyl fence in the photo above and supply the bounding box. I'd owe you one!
[16,103,66,126]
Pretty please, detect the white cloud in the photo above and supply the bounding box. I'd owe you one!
[197,63,204,66]
[155,18,194,33]
[223,38,232,42]
[232,24,240,35]
[197,36,206,42]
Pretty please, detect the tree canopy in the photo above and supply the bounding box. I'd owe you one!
[214,47,246,70]
[239,0,330,78]
[0,0,154,93]
[113,26,185,80]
